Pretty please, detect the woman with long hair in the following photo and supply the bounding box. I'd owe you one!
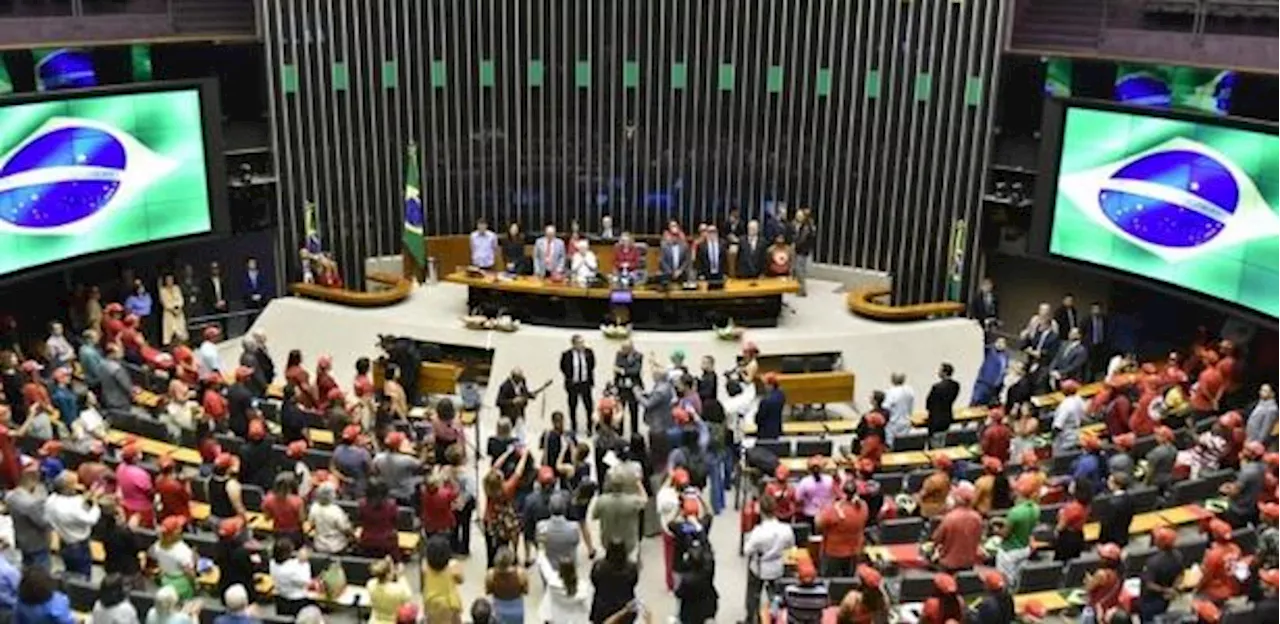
[262,472,306,546]
[540,556,592,624]
[358,480,401,560]
[484,547,527,624]
[421,535,464,624]
[483,446,528,567]
[590,540,639,624]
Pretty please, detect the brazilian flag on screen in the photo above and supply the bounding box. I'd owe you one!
[402,142,426,269]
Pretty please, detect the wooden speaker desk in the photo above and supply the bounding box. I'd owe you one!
[775,371,856,406]
[372,359,462,396]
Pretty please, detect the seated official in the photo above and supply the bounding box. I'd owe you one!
[470,218,498,271]
[569,239,599,286]
[612,232,645,284]
[695,225,729,280]
[533,224,566,278]
[660,229,693,282]
[765,234,793,277]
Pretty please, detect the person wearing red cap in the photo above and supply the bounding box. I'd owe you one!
[1198,518,1243,601]
[656,467,689,590]
[852,392,889,457]
[214,516,259,604]
[916,455,953,519]
[744,494,796,618]
[421,472,459,542]
[262,472,307,546]
[1084,543,1125,618]
[284,439,315,498]
[816,479,869,576]
[149,514,197,599]
[1101,381,1134,439]
[980,407,1013,464]
[195,324,222,378]
[115,444,155,527]
[333,424,373,498]
[931,481,984,572]
[1144,426,1179,494]
[313,354,338,403]
[1189,350,1225,416]
[1220,440,1268,528]
[1054,476,1095,562]
[1137,526,1185,621]
[209,452,248,522]
[1052,378,1086,451]
[763,465,798,522]
[777,557,830,623]
[1072,434,1107,493]
[796,456,835,526]
[238,417,277,490]
[36,440,66,485]
[920,573,965,624]
[154,455,193,525]
[974,455,1011,515]
[997,473,1042,588]
[972,568,1015,623]
[199,374,228,428]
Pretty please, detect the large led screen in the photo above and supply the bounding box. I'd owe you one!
[0,86,215,277]
[1049,106,1279,317]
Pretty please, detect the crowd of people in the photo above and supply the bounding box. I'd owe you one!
[0,268,1273,624]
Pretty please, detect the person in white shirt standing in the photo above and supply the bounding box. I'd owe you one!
[883,373,916,448]
[270,538,314,616]
[743,494,796,619]
[45,322,75,370]
[44,471,102,576]
[197,326,222,377]
[1052,379,1085,452]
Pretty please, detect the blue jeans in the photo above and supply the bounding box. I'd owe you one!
[709,449,726,514]
[21,550,49,570]
[491,597,523,624]
[61,540,91,576]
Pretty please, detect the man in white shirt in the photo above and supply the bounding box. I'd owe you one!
[45,322,75,369]
[1052,379,1085,451]
[883,372,916,447]
[44,471,102,576]
[469,218,498,270]
[197,326,222,376]
[743,495,796,618]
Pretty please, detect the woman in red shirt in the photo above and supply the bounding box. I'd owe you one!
[1198,519,1243,601]
[1085,543,1125,616]
[154,455,192,525]
[420,474,459,540]
[262,472,306,547]
[284,349,317,408]
[315,355,339,402]
[359,479,402,561]
[764,465,798,523]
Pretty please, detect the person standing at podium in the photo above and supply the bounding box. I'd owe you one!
[736,220,767,278]
[533,224,566,278]
[470,218,498,271]
[695,225,728,280]
[559,335,596,433]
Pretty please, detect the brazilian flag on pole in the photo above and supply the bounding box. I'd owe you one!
[402,142,427,269]
[946,219,967,302]
[304,201,322,254]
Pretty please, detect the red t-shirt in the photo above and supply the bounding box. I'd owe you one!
[817,499,868,558]
[1087,568,1122,612]
[764,483,797,521]
[155,475,192,520]
[360,498,400,551]
[202,389,228,422]
[421,484,458,533]
[1129,397,1156,436]
[1200,542,1242,601]
[316,372,339,402]
[1104,395,1132,437]
[932,507,984,570]
[1189,367,1224,411]
[980,423,1012,463]
[262,493,304,533]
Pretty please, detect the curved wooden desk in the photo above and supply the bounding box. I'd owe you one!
[290,271,411,307]
[846,286,965,321]
[447,271,799,330]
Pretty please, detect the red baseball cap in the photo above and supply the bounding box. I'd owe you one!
[762,372,779,386]
[796,558,818,584]
[1097,542,1122,561]
[680,497,700,517]
[1113,433,1136,451]
[932,454,954,472]
[1152,527,1177,549]
[671,467,691,488]
[286,440,309,459]
[981,455,1003,475]
[341,424,361,443]
[157,454,177,472]
[537,466,556,485]
[214,452,237,471]
[217,517,244,539]
[933,573,958,594]
[1209,518,1233,542]
[1022,600,1047,619]
[384,431,407,450]
[1261,503,1279,523]
[37,440,62,458]
[160,515,186,537]
[981,569,1005,591]
[121,444,141,462]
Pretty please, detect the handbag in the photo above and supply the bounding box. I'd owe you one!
[319,560,348,600]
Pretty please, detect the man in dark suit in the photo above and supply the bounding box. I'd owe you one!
[1085,302,1110,380]
[659,232,693,282]
[242,257,271,317]
[1054,293,1081,337]
[925,363,961,448]
[206,261,229,332]
[756,373,786,440]
[695,225,729,280]
[1049,327,1088,390]
[496,367,536,425]
[969,277,999,331]
[558,335,596,433]
[736,219,767,278]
